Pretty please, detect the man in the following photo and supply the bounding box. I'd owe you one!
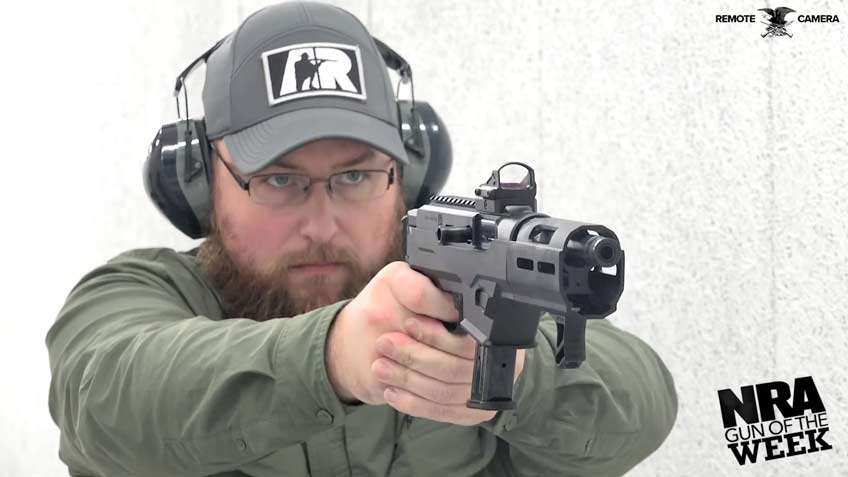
[46,2,677,476]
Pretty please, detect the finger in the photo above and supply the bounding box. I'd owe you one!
[514,349,526,384]
[371,357,470,405]
[385,262,459,322]
[405,315,477,360]
[383,386,496,426]
[375,332,475,383]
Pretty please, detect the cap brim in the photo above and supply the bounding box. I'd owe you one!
[222,107,409,175]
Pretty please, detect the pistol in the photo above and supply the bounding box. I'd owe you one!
[402,162,625,410]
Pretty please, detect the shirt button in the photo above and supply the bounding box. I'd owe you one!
[235,438,248,453]
[316,408,334,424]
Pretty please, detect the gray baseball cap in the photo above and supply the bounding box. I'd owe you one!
[202,1,408,175]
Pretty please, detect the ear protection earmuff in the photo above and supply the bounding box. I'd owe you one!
[144,35,452,239]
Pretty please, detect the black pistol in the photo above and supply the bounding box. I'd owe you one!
[402,162,625,410]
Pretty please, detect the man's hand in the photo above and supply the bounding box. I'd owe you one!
[326,261,526,426]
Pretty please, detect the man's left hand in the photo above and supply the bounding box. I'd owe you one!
[370,314,527,426]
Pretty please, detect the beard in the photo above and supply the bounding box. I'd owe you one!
[195,196,406,321]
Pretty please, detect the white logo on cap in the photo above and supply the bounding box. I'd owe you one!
[261,42,367,106]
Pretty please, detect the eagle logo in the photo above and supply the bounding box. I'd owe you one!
[759,7,796,37]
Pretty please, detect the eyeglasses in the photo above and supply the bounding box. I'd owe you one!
[213,148,396,208]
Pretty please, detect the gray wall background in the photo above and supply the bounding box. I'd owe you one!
[1,0,845,475]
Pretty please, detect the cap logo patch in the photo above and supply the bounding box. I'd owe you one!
[261,42,366,106]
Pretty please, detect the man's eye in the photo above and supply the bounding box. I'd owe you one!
[266,174,295,188]
[338,171,369,184]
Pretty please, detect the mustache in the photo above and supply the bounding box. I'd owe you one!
[283,243,354,268]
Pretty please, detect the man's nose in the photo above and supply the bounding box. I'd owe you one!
[297,183,340,243]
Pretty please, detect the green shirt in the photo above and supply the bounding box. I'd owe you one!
[46,247,677,476]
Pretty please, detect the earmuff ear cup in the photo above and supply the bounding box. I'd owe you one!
[143,119,213,239]
[397,100,453,210]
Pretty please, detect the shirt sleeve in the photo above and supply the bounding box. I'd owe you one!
[477,314,678,476]
[46,252,356,476]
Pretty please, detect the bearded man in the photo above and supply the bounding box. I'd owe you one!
[46,2,677,476]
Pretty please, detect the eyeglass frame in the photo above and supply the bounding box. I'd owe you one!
[211,146,396,207]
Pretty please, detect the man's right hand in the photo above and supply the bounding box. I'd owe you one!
[326,260,462,405]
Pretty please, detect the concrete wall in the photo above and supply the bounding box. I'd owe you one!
[1,0,845,475]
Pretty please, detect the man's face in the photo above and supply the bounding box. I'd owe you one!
[196,138,406,321]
